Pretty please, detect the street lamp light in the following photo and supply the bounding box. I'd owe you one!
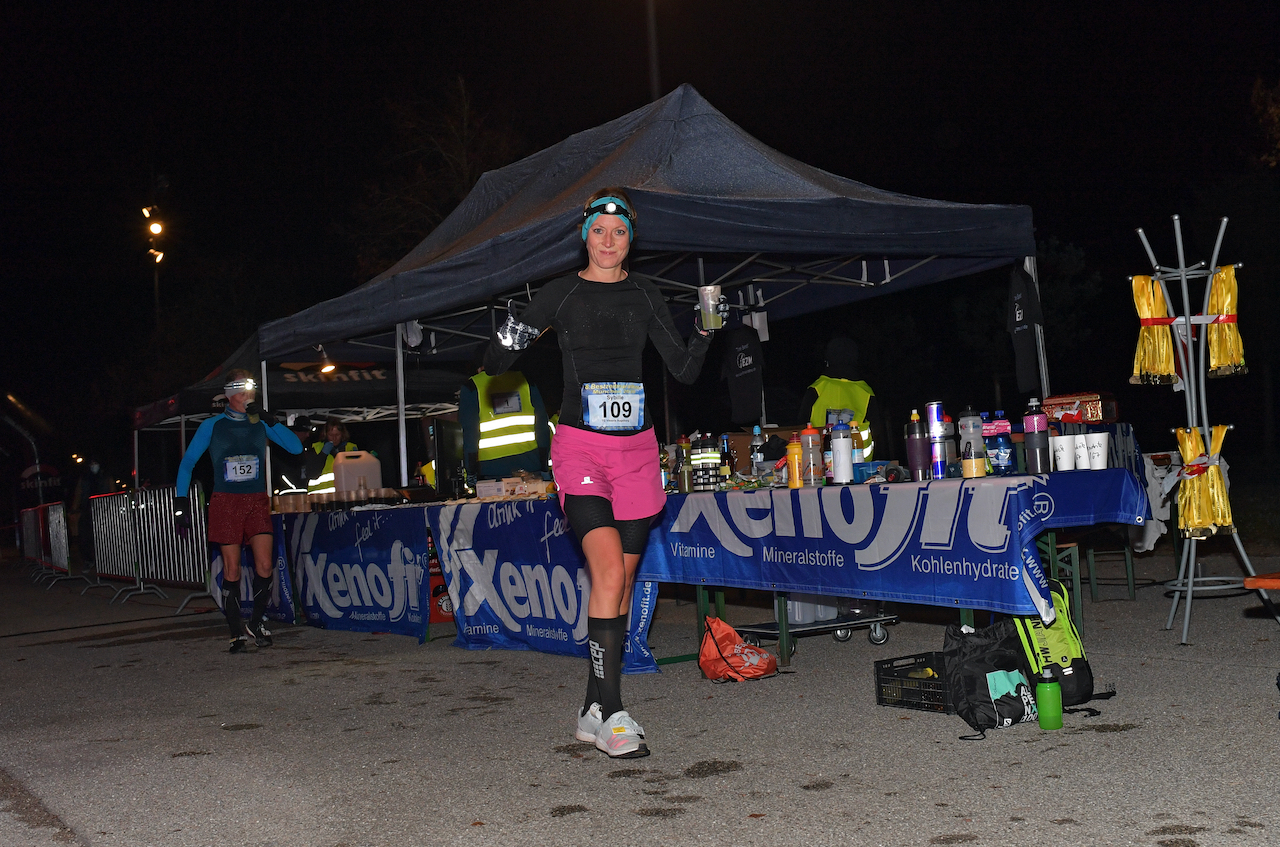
[143,207,164,319]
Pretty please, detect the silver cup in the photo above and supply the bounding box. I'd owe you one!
[698,284,723,330]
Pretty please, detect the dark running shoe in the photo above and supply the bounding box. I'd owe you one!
[229,635,249,654]
[245,620,273,648]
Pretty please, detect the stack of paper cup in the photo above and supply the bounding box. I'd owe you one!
[1073,434,1090,470]
[1050,434,1076,470]
[1085,431,1110,470]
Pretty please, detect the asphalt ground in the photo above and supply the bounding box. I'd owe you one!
[2,543,1278,847]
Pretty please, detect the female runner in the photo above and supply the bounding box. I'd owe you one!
[483,187,721,758]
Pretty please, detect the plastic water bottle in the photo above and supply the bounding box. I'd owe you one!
[989,410,1016,476]
[957,405,985,460]
[822,425,834,483]
[830,421,854,484]
[800,425,824,486]
[849,419,866,464]
[749,425,767,476]
[786,432,803,489]
[1036,668,1063,730]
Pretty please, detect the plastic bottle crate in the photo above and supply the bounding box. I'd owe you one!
[874,652,954,714]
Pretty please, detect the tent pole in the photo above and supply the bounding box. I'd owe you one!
[1025,256,1051,399]
[260,359,273,494]
[133,428,139,491]
[396,323,408,486]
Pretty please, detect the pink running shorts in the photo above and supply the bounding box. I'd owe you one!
[551,425,666,521]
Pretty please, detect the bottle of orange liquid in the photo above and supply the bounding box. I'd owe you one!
[786,432,803,489]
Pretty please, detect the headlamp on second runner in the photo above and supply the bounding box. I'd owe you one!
[223,377,256,396]
[496,300,539,351]
[581,197,634,241]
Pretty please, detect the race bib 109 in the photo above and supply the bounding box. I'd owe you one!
[581,381,644,431]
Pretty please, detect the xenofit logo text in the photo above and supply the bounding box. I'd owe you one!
[291,513,424,623]
[435,501,590,643]
[667,482,1020,569]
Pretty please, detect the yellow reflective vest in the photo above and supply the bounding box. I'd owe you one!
[808,376,875,459]
[472,372,538,462]
[307,440,358,494]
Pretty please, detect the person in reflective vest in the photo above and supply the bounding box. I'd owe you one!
[305,418,358,494]
[459,369,550,479]
[799,336,879,460]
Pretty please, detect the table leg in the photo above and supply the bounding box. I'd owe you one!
[696,585,710,641]
[775,592,792,668]
[959,608,975,629]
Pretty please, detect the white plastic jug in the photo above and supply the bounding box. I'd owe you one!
[333,451,382,492]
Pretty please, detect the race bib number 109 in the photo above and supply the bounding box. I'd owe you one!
[581,381,644,431]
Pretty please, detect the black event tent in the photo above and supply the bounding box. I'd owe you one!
[133,334,468,430]
[258,84,1038,365]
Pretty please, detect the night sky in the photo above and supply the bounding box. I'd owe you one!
[3,2,1278,493]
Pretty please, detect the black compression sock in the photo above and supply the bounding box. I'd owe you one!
[222,585,243,638]
[250,574,271,626]
[587,616,626,719]
[582,665,601,717]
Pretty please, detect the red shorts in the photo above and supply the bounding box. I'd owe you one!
[207,492,273,545]
[551,425,666,521]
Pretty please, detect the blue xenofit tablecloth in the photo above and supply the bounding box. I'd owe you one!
[638,469,1148,622]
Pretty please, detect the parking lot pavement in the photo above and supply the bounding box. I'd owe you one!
[3,546,1279,846]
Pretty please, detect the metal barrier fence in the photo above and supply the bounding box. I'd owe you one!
[90,490,136,579]
[20,502,77,590]
[47,503,69,571]
[21,507,41,562]
[20,502,68,570]
[89,484,211,601]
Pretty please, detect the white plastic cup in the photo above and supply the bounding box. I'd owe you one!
[1073,434,1090,470]
[1085,431,1110,470]
[1050,435,1076,471]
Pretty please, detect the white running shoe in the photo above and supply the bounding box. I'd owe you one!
[576,703,604,743]
[595,710,650,758]
[576,703,646,743]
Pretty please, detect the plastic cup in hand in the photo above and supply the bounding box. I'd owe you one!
[1050,435,1076,471]
[1073,434,1089,470]
[1085,431,1110,470]
[698,285,723,330]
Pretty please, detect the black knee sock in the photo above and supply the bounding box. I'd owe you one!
[582,662,601,717]
[250,574,272,626]
[222,585,243,638]
[587,616,626,719]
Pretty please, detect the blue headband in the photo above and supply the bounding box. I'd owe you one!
[581,196,634,241]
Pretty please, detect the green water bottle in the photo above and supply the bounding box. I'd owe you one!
[1036,667,1063,730]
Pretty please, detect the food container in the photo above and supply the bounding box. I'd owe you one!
[1043,392,1118,424]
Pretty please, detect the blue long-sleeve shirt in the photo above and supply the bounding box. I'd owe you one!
[176,411,303,496]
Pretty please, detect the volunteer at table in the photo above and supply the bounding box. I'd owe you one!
[483,187,724,759]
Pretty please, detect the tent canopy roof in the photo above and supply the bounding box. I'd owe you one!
[259,83,1035,360]
[133,334,467,430]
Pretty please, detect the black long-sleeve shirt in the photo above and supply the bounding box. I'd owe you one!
[483,273,711,434]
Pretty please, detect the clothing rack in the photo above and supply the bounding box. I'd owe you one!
[1134,215,1280,644]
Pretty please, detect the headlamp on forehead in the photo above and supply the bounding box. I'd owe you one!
[581,196,635,241]
[223,377,256,396]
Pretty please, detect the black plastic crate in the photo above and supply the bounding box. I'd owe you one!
[874,652,954,714]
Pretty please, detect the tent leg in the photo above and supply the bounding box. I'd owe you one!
[1024,255,1051,399]
[261,358,272,493]
[396,323,408,486]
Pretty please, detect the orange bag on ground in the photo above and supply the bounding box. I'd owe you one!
[698,616,778,681]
